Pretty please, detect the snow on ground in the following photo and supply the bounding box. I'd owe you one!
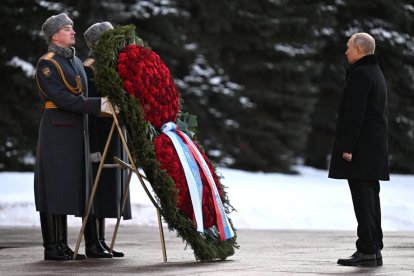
[1,166,413,230]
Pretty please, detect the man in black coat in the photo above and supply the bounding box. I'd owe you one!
[329,32,389,267]
[34,13,114,261]
[83,22,132,258]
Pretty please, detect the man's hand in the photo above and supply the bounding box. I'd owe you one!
[100,96,119,116]
[343,152,352,162]
[100,96,112,115]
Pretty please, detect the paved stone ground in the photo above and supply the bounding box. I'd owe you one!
[1,226,414,275]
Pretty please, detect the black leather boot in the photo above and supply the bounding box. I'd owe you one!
[56,214,86,260]
[39,212,70,261]
[98,217,124,257]
[337,251,377,267]
[84,216,112,258]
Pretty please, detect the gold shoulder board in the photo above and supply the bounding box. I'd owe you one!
[42,52,55,61]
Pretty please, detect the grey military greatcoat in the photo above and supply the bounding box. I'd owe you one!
[84,57,132,220]
[34,50,101,216]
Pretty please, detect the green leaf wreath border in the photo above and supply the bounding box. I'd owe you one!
[93,25,238,261]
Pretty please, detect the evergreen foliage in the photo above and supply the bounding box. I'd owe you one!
[0,0,46,170]
[0,1,413,173]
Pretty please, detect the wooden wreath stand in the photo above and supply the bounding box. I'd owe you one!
[73,103,167,262]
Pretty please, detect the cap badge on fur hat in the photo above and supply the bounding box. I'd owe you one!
[41,13,73,42]
[84,22,114,49]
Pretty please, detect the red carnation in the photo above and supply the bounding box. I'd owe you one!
[117,45,180,129]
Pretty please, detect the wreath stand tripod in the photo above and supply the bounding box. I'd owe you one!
[73,104,167,262]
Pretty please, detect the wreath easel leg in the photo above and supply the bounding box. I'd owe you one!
[109,103,167,262]
[73,119,116,260]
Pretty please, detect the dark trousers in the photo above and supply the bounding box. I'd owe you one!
[348,180,383,254]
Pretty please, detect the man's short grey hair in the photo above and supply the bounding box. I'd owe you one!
[351,32,376,54]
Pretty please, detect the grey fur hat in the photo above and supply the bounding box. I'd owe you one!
[41,13,73,42]
[84,22,114,49]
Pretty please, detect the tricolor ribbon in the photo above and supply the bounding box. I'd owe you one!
[162,122,204,233]
[161,122,235,241]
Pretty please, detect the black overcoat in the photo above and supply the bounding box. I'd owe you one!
[329,55,389,180]
[34,50,101,216]
[84,57,132,220]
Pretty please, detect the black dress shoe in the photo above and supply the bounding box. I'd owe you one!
[85,242,113,258]
[376,250,383,266]
[59,243,87,260]
[44,244,71,261]
[101,240,124,257]
[337,251,377,267]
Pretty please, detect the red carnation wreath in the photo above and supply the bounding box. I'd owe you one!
[95,25,237,260]
[117,44,224,231]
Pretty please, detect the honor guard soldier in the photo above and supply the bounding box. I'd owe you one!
[83,22,132,258]
[34,13,115,261]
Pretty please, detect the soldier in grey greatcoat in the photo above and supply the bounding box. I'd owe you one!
[34,13,114,261]
[329,33,389,267]
[83,22,132,258]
